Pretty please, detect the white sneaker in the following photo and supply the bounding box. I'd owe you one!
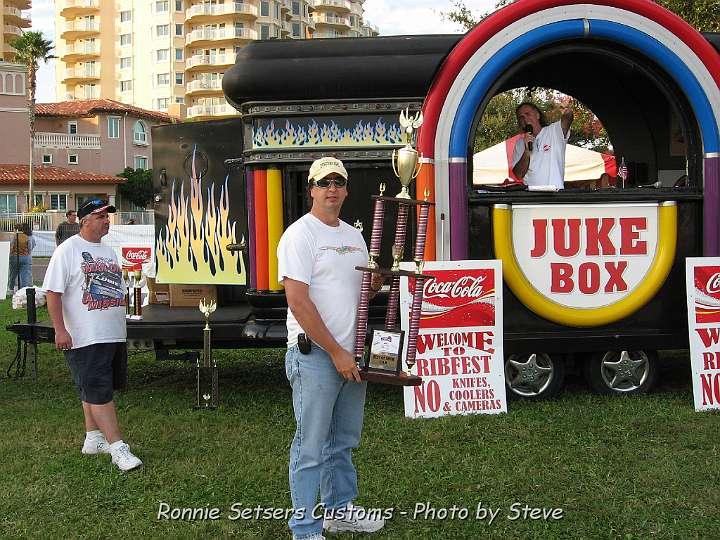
[323,503,385,534]
[81,434,110,455]
[110,442,143,472]
[292,535,324,540]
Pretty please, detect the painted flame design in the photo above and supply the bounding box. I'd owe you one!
[155,148,246,284]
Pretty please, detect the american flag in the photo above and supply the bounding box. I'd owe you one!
[618,158,628,186]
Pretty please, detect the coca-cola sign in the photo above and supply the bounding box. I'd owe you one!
[411,269,495,328]
[122,247,151,270]
[694,266,720,323]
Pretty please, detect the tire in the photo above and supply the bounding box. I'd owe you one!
[504,352,565,400]
[584,350,657,395]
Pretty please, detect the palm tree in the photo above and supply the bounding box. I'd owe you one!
[10,31,55,210]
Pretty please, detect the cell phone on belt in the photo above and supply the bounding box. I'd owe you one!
[298,333,311,354]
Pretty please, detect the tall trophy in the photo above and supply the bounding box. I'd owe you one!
[131,269,145,320]
[196,298,219,409]
[122,269,132,319]
[354,108,433,386]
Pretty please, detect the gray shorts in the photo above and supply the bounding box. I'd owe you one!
[65,342,128,405]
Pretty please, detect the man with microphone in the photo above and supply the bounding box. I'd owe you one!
[512,101,574,189]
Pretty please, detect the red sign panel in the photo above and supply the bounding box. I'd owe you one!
[694,266,720,323]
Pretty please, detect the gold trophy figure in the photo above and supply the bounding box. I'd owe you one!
[392,108,424,199]
[196,298,219,409]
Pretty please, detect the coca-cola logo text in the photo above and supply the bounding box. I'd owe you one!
[424,275,486,300]
[122,247,151,263]
[707,273,720,294]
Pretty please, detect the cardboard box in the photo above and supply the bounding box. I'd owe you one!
[169,284,217,308]
[147,277,170,305]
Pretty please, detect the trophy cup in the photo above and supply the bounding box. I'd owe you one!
[196,298,219,409]
[122,269,132,319]
[131,269,145,320]
[353,108,433,386]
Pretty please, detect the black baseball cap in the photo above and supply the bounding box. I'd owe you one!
[78,198,116,219]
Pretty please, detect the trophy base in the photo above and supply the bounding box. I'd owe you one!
[360,369,422,386]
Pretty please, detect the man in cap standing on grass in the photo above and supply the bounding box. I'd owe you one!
[44,198,142,472]
[277,157,386,539]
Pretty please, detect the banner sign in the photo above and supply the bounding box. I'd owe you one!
[400,260,506,419]
[121,247,152,270]
[686,258,720,411]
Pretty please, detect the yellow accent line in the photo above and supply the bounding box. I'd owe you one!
[266,168,284,291]
[493,203,677,327]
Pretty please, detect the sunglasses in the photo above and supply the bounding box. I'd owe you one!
[312,177,347,188]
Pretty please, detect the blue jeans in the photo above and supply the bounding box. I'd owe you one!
[7,255,32,291]
[285,345,367,538]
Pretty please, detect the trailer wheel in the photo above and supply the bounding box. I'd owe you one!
[584,350,657,395]
[504,353,565,400]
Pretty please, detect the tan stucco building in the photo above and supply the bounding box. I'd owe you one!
[1,0,31,62]
[54,0,378,121]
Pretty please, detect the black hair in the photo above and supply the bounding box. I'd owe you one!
[515,102,548,128]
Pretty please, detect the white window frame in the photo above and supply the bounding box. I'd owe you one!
[0,193,18,213]
[175,48,184,61]
[68,154,79,165]
[156,24,170,37]
[157,73,170,86]
[134,155,149,170]
[108,116,121,139]
[42,154,52,164]
[49,192,69,211]
[120,10,131,22]
[133,121,148,145]
[120,34,132,46]
[175,0,183,12]
[68,121,78,135]
[156,49,170,62]
[120,80,132,92]
[175,23,184,36]
[120,57,132,69]
[156,1,169,13]
[175,72,184,85]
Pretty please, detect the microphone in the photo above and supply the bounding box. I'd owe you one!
[525,124,534,152]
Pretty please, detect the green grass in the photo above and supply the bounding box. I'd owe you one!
[1,298,719,539]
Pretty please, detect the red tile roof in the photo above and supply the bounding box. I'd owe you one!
[0,165,126,185]
[36,99,178,124]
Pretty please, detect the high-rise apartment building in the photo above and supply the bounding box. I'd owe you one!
[1,0,31,62]
[55,0,378,121]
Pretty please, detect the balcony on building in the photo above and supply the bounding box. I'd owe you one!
[313,13,350,28]
[62,65,101,84]
[34,132,101,150]
[3,24,22,40]
[3,6,31,28]
[185,78,223,95]
[73,84,100,100]
[61,19,100,40]
[186,1,258,22]
[186,26,257,45]
[186,102,240,120]
[61,42,101,61]
[186,52,236,71]
[59,0,100,18]
[310,0,351,13]
[7,0,31,10]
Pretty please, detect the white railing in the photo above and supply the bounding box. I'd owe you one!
[63,20,100,33]
[61,0,100,10]
[63,43,101,56]
[186,103,239,118]
[4,6,30,24]
[314,13,350,26]
[63,67,100,79]
[34,133,101,149]
[186,2,258,19]
[310,0,351,11]
[186,53,236,68]
[4,24,21,36]
[313,31,347,38]
[186,26,258,44]
[186,79,223,92]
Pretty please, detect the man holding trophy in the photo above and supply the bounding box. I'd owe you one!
[277,157,385,539]
[44,199,142,473]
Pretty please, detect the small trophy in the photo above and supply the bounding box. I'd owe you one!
[196,298,219,409]
[353,109,433,386]
[122,269,132,319]
[131,269,145,320]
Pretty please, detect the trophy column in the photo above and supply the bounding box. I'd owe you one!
[196,298,219,409]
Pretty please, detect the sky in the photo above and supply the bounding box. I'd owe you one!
[29,0,496,103]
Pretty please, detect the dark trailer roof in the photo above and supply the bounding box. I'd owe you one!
[222,35,461,106]
[224,32,719,108]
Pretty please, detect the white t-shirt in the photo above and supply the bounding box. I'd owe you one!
[512,120,570,189]
[277,213,368,352]
[43,235,127,349]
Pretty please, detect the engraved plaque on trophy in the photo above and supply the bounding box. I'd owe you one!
[353,108,433,386]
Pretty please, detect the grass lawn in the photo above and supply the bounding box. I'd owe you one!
[1,298,719,539]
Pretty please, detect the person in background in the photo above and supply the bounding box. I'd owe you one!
[44,198,142,472]
[7,222,35,293]
[55,210,80,246]
[512,101,574,189]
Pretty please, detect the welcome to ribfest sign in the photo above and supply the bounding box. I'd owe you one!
[686,258,720,411]
[399,260,506,419]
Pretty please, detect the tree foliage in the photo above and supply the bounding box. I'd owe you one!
[118,168,155,209]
